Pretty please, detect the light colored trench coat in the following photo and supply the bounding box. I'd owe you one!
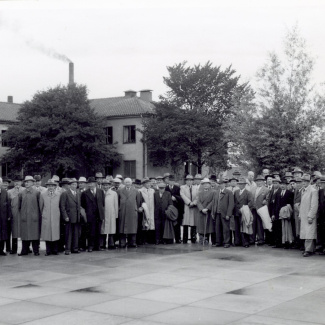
[180,184,199,226]
[39,190,61,241]
[101,189,118,235]
[300,185,318,240]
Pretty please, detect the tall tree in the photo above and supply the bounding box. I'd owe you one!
[230,25,325,173]
[142,61,251,173]
[2,84,120,177]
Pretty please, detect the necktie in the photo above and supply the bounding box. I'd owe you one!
[190,186,192,201]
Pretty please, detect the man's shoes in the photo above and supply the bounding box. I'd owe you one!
[10,251,17,255]
[243,245,250,248]
[99,248,105,251]
[45,252,51,256]
[88,248,93,252]
[303,252,313,257]
[18,252,28,256]
[34,252,40,256]
[215,244,222,247]
[257,242,264,246]
[119,245,126,248]
[155,241,160,245]
[71,250,80,254]
[175,240,182,244]
[0,251,7,256]
[79,248,85,252]
[223,244,230,248]
[108,246,116,250]
[128,244,137,248]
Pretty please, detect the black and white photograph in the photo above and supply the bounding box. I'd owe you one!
[1,0,325,324]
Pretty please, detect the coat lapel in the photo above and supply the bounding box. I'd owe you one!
[85,189,96,202]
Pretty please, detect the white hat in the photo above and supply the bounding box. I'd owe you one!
[113,178,122,183]
[201,178,211,184]
[24,176,35,182]
[78,177,87,183]
[115,174,123,180]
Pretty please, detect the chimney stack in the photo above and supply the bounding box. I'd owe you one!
[69,62,74,85]
[139,89,152,102]
[124,90,137,98]
[7,96,13,103]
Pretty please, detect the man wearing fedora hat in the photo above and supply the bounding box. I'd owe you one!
[101,179,119,249]
[60,178,81,255]
[18,176,41,256]
[180,175,198,244]
[138,178,155,245]
[272,179,294,248]
[154,182,173,245]
[246,171,257,194]
[1,177,12,253]
[292,177,304,249]
[300,175,319,256]
[165,174,183,244]
[81,177,105,252]
[212,177,234,248]
[250,175,269,246]
[0,178,11,256]
[95,172,105,189]
[40,179,62,256]
[7,175,24,254]
[234,177,253,247]
[118,178,141,248]
[196,178,215,245]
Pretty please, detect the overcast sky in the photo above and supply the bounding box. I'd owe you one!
[0,0,324,103]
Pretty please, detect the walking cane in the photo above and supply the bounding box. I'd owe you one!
[203,212,208,246]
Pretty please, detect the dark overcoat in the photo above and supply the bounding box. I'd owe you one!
[196,189,215,234]
[0,189,10,241]
[8,187,24,238]
[154,190,173,234]
[234,189,253,216]
[81,188,105,223]
[211,188,234,218]
[19,187,41,240]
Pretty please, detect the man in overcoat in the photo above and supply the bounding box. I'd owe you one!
[60,178,81,255]
[196,178,215,245]
[180,175,198,243]
[212,178,234,248]
[233,177,253,247]
[7,175,24,254]
[165,174,183,243]
[118,178,141,248]
[251,175,269,246]
[81,177,105,252]
[154,182,173,245]
[272,179,294,248]
[300,177,319,257]
[18,176,41,256]
[40,179,61,255]
[266,178,280,246]
[0,179,11,256]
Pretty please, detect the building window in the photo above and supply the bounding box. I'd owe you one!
[123,125,136,143]
[1,130,8,147]
[104,127,113,144]
[124,160,136,179]
[1,163,9,177]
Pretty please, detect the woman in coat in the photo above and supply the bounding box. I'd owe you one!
[101,179,118,249]
[40,179,61,255]
[300,177,319,257]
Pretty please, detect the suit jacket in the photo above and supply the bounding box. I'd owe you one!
[267,187,280,217]
[253,186,269,210]
[166,184,184,215]
[234,189,253,216]
[318,188,325,223]
[60,189,81,223]
[212,188,234,218]
[81,188,105,222]
[154,190,173,219]
[274,189,294,220]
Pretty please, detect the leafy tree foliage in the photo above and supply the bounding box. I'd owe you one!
[2,84,120,177]
[228,25,325,174]
[142,61,251,173]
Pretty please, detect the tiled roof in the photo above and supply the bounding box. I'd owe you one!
[90,97,155,118]
[0,102,20,122]
[0,96,156,123]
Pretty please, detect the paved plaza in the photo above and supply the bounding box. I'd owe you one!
[0,243,325,325]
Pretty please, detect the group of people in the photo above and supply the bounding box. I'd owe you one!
[0,167,323,258]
